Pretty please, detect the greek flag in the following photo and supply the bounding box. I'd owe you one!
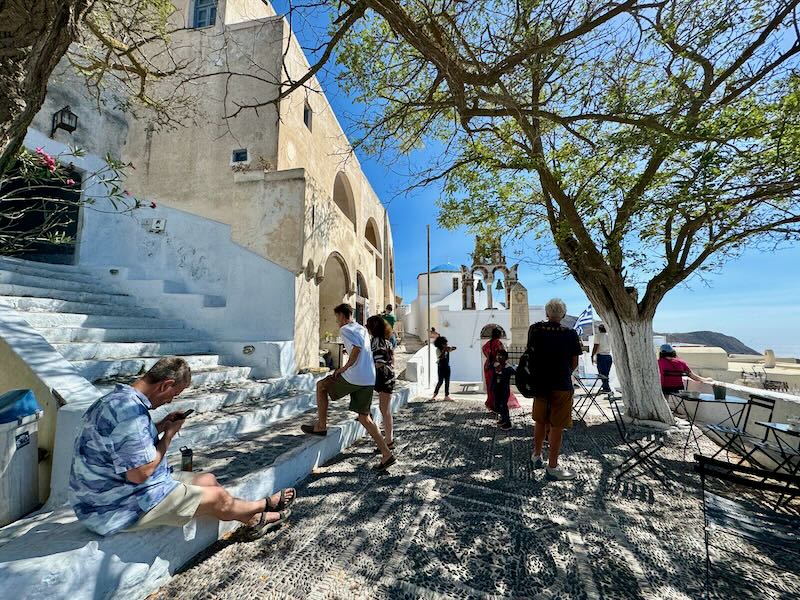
[574,305,593,336]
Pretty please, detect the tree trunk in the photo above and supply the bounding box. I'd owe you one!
[0,1,94,175]
[598,309,674,425]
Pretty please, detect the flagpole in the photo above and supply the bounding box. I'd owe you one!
[427,224,431,389]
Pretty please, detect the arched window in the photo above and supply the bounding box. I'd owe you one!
[365,218,380,249]
[332,172,357,231]
[355,272,369,324]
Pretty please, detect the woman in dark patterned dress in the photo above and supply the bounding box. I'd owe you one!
[366,315,396,450]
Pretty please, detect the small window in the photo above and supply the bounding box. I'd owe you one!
[232,148,248,163]
[193,0,217,28]
[303,101,313,131]
[453,277,459,291]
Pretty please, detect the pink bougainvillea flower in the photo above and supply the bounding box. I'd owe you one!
[35,147,45,155]
[66,179,76,186]
[149,201,157,209]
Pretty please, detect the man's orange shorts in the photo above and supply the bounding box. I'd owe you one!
[533,390,574,428]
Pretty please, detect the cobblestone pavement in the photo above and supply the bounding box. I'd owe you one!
[152,393,799,600]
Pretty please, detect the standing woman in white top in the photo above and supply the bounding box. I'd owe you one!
[591,324,613,393]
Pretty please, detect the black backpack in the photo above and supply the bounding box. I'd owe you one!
[515,347,538,398]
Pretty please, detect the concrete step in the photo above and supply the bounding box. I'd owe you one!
[0,270,124,296]
[20,312,185,329]
[0,256,98,282]
[73,354,221,382]
[161,389,318,449]
[0,283,138,307]
[35,326,206,344]
[53,341,217,361]
[0,296,160,317]
[94,366,255,396]
[132,373,317,421]
[0,256,94,277]
[0,384,416,600]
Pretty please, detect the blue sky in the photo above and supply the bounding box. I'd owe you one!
[281,6,800,357]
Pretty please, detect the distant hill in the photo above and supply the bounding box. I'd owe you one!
[656,331,758,355]
[557,317,757,356]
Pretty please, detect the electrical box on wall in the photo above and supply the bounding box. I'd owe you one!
[141,218,166,234]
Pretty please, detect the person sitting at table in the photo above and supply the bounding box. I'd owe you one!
[658,344,713,396]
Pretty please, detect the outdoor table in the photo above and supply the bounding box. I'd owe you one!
[754,421,800,476]
[572,374,610,421]
[677,392,749,455]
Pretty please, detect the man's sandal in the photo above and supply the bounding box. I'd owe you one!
[300,424,327,436]
[372,455,396,471]
[245,509,291,540]
[372,441,396,454]
[266,488,296,511]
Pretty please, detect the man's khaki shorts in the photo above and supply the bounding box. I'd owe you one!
[325,375,375,414]
[127,471,204,531]
[533,390,574,429]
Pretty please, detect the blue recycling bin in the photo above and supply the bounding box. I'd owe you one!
[0,389,43,526]
[0,389,41,424]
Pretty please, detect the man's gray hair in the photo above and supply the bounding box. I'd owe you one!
[143,356,192,386]
[545,298,567,320]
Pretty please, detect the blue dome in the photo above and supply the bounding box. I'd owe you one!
[431,263,460,273]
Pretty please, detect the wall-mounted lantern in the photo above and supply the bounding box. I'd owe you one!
[51,106,78,137]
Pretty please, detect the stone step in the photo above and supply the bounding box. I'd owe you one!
[53,341,217,361]
[0,296,160,317]
[0,270,124,296]
[20,312,185,329]
[162,389,318,449]
[0,256,98,282]
[146,373,318,421]
[0,256,94,277]
[73,354,221,382]
[94,366,255,396]
[35,326,206,343]
[0,384,416,600]
[0,282,138,307]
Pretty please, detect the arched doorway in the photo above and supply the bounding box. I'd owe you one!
[480,324,507,338]
[355,271,368,324]
[319,253,350,344]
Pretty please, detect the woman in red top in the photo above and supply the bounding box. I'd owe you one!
[658,344,713,394]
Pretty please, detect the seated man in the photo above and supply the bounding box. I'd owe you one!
[69,356,294,537]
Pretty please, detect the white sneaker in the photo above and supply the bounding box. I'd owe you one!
[532,455,544,469]
[545,466,576,481]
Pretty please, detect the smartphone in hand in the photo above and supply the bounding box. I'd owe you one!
[172,409,194,421]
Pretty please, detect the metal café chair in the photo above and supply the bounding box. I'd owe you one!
[609,396,670,487]
[694,455,800,599]
[572,373,610,421]
[704,394,776,468]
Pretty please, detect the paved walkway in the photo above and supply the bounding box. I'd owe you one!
[152,392,798,600]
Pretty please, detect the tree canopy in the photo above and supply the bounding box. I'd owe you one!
[315,0,800,321]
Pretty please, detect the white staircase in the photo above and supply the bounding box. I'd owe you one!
[0,256,416,600]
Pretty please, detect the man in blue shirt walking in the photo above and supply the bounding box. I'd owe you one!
[69,357,294,537]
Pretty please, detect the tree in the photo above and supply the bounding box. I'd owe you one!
[270,0,800,423]
[0,0,196,175]
[0,146,140,255]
